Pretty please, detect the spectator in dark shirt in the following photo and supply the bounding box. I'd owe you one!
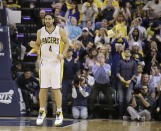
[78,27,94,47]
[62,48,80,115]
[16,68,39,115]
[117,48,137,118]
[126,85,155,121]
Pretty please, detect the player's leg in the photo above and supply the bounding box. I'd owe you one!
[36,63,49,125]
[51,62,63,126]
[52,89,63,126]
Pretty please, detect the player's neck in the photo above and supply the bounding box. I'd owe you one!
[45,25,55,33]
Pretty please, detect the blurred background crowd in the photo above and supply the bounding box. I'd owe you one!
[1,0,161,121]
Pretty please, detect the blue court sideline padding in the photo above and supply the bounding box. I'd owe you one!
[0,25,20,116]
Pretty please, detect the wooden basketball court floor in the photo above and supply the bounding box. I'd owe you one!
[0,117,161,131]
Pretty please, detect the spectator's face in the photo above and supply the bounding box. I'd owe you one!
[105,44,111,53]
[24,71,32,79]
[45,15,54,27]
[40,10,46,19]
[55,9,60,16]
[87,21,92,27]
[138,65,143,73]
[75,41,82,50]
[82,31,89,37]
[91,49,97,56]
[124,50,131,58]
[106,1,113,8]
[101,20,107,28]
[141,86,149,95]
[132,29,139,36]
[132,45,139,52]
[142,74,149,83]
[153,66,160,74]
[99,47,106,55]
[71,17,77,26]
[66,50,73,58]
[97,54,105,63]
[115,44,123,52]
[86,42,93,50]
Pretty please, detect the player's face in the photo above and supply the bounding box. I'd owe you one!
[45,15,54,27]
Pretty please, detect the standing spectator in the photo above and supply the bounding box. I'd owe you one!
[72,76,91,119]
[89,53,112,117]
[117,48,137,118]
[82,0,98,30]
[65,1,80,22]
[62,48,80,116]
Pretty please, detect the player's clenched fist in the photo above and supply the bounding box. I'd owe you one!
[30,41,36,48]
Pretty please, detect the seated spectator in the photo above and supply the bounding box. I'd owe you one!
[16,68,39,116]
[126,85,155,121]
[72,76,91,119]
[135,73,156,99]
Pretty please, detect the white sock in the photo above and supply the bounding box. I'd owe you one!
[40,107,45,111]
[57,108,62,112]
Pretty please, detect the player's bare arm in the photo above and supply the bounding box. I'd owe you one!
[57,28,69,60]
[30,29,41,50]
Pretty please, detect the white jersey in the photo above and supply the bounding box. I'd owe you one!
[40,26,61,62]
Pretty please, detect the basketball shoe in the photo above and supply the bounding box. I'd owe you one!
[54,111,63,126]
[36,109,46,125]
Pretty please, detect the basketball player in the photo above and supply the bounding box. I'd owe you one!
[30,14,69,126]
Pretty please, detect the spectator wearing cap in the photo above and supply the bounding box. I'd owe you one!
[78,27,94,47]
[94,28,110,45]
[117,48,137,118]
[62,48,80,115]
[82,0,98,30]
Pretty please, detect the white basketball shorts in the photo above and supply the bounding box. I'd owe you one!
[39,60,62,89]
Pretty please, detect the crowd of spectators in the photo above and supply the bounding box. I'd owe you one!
[2,0,161,121]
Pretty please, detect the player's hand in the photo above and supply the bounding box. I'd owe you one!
[126,80,131,85]
[30,41,36,48]
[57,54,64,60]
